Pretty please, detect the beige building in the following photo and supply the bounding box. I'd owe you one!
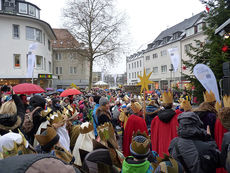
[52,29,89,89]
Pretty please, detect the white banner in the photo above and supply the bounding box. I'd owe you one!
[26,54,36,78]
[193,64,220,102]
[28,43,38,52]
[168,47,180,72]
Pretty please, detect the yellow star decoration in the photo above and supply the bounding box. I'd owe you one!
[137,68,153,93]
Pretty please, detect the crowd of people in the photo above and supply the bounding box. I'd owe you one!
[0,85,230,173]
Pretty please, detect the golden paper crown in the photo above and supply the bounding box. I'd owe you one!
[35,127,58,147]
[223,95,230,107]
[131,131,150,155]
[180,99,192,112]
[215,101,222,113]
[79,122,94,134]
[48,111,64,124]
[131,102,142,113]
[203,90,216,102]
[41,107,52,117]
[162,91,173,104]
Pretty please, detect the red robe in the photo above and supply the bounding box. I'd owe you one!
[151,110,182,157]
[215,119,228,173]
[123,114,148,157]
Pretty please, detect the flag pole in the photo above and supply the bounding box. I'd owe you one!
[143,88,146,120]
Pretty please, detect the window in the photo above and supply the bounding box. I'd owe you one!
[29,5,36,17]
[13,25,19,39]
[146,68,151,74]
[129,64,130,69]
[137,61,139,68]
[14,54,20,68]
[185,43,192,52]
[153,67,158,73]
[48,40,51,51]
[0,0,2,10]
[56,67,63,75]
[26,27,42,42]
[153,53,158,59]
[132,73,134,79]
[132,63,133,69]
[69,53,75,60]
[134,62,136,68]
[19,3,27,14]
[55,52,62,61]
[173,32,181,40]
[137,72,139,76]
[140,60,142,67]
[35,8,40,19]
[186,27,195,37]
[49,61,51,73]
[36,56,43,69]
[70,66,77,74]
[146,56,150,61]
[44,58,46,71]
[161,65,167,73]
[43,33,45,45]
[197,23,203,32]
[160,50,167,56]
[140,71,142,76]
[135,72,136,78]
[129,73,131,79]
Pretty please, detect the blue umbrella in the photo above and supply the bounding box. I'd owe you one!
[57,89,64,92]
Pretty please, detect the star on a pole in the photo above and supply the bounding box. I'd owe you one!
[137,68,153,93]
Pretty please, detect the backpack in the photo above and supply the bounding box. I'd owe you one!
[22,107,41,133]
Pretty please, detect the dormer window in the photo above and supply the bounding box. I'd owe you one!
[162,36,170,44]
[173,32,182,40]
[186,27,195,37]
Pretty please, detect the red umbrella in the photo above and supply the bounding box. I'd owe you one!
[60,89,82,97]
[13,83,45,95]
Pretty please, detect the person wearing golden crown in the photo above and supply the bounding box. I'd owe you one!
[123,101,148,157]
[150,91,182,157]
[193,90,217,138]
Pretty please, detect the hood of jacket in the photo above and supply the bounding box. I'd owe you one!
[0,114,21,132]
[177,112,209,139]
[30,95,46,109]
[158,109,176,123]
[122,156,150,173]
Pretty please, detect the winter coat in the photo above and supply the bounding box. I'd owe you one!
[96,106,112,126]
[221,131,230,170]
[0,154,80,173]
[194,102,217,138]
[122,156,153,173]
[93,104,100,136]
[169,112,221,173]
[151,108,181,157]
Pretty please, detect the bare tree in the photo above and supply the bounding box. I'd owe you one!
[63,0,125,89]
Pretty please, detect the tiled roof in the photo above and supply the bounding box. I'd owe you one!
[52,29,81,49]
[154,12,203,42]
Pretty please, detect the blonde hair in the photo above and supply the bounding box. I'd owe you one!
[0,101,17,115]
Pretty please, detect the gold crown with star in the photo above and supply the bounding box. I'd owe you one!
[162,91,173,104]
[203,90,216,102]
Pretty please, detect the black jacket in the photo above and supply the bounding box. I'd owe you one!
[221,131,230,170]
[158,108,175,123]
[169,112,221,173]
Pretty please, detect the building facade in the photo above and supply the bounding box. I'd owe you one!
[126,51,144,85]
[0,0,56,88]
[126,12,206,90]
[52,29,89,89]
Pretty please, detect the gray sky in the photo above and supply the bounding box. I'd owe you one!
[29,0,205,74]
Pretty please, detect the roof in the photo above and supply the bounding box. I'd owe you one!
[215,18,230,35]
[154,12,203,42]
[52,29,81,49]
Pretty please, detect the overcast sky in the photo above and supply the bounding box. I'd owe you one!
[29,0,205,74]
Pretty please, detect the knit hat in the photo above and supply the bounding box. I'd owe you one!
[35,127,60,152]
[99,97,109,106]
[130,131,150,160]
[131,102,142,113]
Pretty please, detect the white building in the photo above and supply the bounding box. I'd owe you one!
[126,12,206,90]
[0,0,56,88]
[126,51,144,85]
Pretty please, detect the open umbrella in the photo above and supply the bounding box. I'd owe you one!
[57,89,64,92]
[60,89,82,97]
[13,83,45,95]
[46,88,54,91]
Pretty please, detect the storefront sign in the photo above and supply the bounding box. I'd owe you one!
[38,74,52,79]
